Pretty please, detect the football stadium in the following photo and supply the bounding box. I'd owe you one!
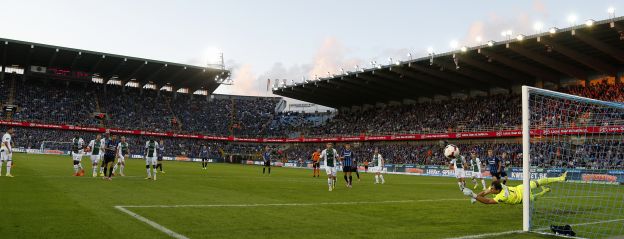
[1,1,623,239]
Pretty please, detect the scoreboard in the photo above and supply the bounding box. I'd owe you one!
[30,66,91,80]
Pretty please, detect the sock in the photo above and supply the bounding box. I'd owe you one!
[100,166,104,173]
[263,167,265,174]
[73,164,79,173]
[328,178,332,187]
[153,166,158,176]
[472,178,477,185]
[481,179,486,189]
[93,166,97,175]
[6,161,11,175]
[503,179,507,185]
[536,176,565,186]
[375,175,379,183]
[159,163,163,172]
[0,161,3,175]
[355,171,360,179]
[268,167,271,174]
[120,165,125,174]
[349,176,352,185]
[458,182,464,190]
[108,166,114,177]
[344,175,348,183]
[380,175,385,183]
[146,165,151,178]
[112,164,118,173]
[103,166,108,176]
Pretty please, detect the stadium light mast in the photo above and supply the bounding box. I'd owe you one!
[567,14,578,26]
[533,22,544,33]
[608,7,615,18]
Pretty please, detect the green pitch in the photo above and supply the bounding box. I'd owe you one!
[0,154,571,239]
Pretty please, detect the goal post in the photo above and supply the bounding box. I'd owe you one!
[522,86,624,238]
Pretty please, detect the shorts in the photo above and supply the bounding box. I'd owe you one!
[342,166,352,172]
[500,171,508,178]
[454,168,465,178]
[1,149,12,161]
[468,171,482,178]
[351,166,359,172]
[491,172,501,180]
[104,154,115,164]
[364,166,369,170]
[325,166,336,176]
[313,162,320,168]
[145,156,157,165]
[157,157,163,162]
[72,153,83,162]
[372,166,384,173]
[90,154,101,164]
[264,160,271,167]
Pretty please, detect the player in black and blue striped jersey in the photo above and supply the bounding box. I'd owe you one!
[340,143,354,188]
[485,149,501,183]
[262,146,272,175]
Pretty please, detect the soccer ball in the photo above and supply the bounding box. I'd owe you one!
[443,144,460,159]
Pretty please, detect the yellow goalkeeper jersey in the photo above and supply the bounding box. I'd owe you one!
[493,185,523,205]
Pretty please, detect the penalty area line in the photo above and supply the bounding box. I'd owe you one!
[114,206,189,239]
[115,198,465,238]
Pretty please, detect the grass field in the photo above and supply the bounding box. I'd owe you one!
[0,153,597,239]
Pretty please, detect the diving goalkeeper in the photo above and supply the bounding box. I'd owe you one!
[463,172,567,205]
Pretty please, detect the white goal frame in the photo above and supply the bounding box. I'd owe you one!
[521,85,624,233]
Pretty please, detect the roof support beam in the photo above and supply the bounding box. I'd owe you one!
[360,72,423,99]
[539,37,618,75]
[404,63,478,89]
[373,69,441,96]
[121,62,147,86]
[90,55,106,73]
[48,49,59,67]
[395,65,473,91]
[166,67,188,86]
[457,54,534,85]
[25,45,35,68]
[144,64,168,84]
[0,41,6,80]
[507,44,586,80]
[105,58,127,79]
[434,60,510,89]
[479,48,560,84]
[574,31,624,63]
[69,52,82,70]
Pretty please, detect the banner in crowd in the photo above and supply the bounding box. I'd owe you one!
[1,120,623,143]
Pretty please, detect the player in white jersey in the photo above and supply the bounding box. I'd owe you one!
[71,135,86,176]
[321,142,339,191]
[87,134,105,177]
[468,152,486,190]
[371,148,385,184]
[450,155,468,191]
[112,136,130,176]
[144,139,159,180]
[0,128,14,177]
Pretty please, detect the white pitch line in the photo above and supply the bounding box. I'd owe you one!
[445,230,524,239]
[114,206,189,239]
[447,218,624,239]
[117,198,465,208]
[115,198,465,239]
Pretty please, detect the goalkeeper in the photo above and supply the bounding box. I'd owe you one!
[464,172,567,205]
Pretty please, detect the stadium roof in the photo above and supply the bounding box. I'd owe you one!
[0,37,229,93]
[274,17,624,108]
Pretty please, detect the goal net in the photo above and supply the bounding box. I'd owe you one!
[522,86,624,238]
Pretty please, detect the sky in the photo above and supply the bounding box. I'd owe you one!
[0,0,620,109]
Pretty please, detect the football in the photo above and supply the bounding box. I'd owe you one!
[443,144,460,159]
